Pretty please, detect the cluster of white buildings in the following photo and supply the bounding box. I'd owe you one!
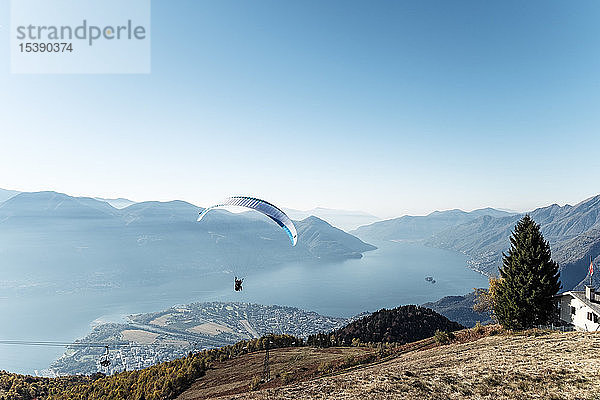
[95,346,190,374]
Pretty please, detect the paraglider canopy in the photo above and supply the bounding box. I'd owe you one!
[197,196,298,246]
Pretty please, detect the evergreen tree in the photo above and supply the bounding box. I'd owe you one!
[495,215,561,329]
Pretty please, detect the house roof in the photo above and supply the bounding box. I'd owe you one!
[559,291,600,315]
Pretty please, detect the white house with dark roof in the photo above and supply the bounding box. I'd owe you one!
[556,286,600,331]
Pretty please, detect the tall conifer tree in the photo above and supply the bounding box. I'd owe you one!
[495,215,561,329]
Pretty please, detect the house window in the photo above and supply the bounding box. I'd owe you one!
[595,314,599,324]
[571,306,576,315]
[587,312,593,321]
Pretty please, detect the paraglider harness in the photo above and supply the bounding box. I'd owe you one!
[234,277,244,292]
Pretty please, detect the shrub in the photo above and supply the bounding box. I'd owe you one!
[473,321,484,334]
[280,371,293,384]
[434,330,451,345]
[317,361,335,374]
[249,376,261,391]
[342,355,357,368]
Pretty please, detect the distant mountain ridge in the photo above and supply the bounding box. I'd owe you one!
[352,196,600,290]
[284,207,380,231]
[0,188,20,203]
[352,207,515,242]
[0,191,376,289]
[295,216,376,259]
[424,195,600,290]
[0,189,137,210]
[94,197,137,209]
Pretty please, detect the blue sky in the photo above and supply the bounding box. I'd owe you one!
[0,0,599,217]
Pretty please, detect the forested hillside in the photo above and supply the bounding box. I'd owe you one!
[308,305,463,346]
[0,335,300,400]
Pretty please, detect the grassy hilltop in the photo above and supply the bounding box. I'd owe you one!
[3,309,600,399]
[195,328,600,400]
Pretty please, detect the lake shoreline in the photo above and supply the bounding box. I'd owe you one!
[2,240,487,375]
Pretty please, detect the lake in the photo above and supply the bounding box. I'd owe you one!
[0,240,488,374]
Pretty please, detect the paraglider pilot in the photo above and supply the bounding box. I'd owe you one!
[234,277,244,291]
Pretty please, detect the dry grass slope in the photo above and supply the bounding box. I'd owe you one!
[177,347,375,400]
[202,330,600,400]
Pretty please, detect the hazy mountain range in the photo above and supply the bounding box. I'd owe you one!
[0,190,375,290]
[425,196,600,290]
[1,189,378,231]
[93,197,137,209]
[284,207,380,232]
[353,195,600,290]
[5,188,598,292]
[0,188,19,203]
[352,208,516,241]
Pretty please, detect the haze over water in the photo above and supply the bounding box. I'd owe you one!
[0,241,487,375]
